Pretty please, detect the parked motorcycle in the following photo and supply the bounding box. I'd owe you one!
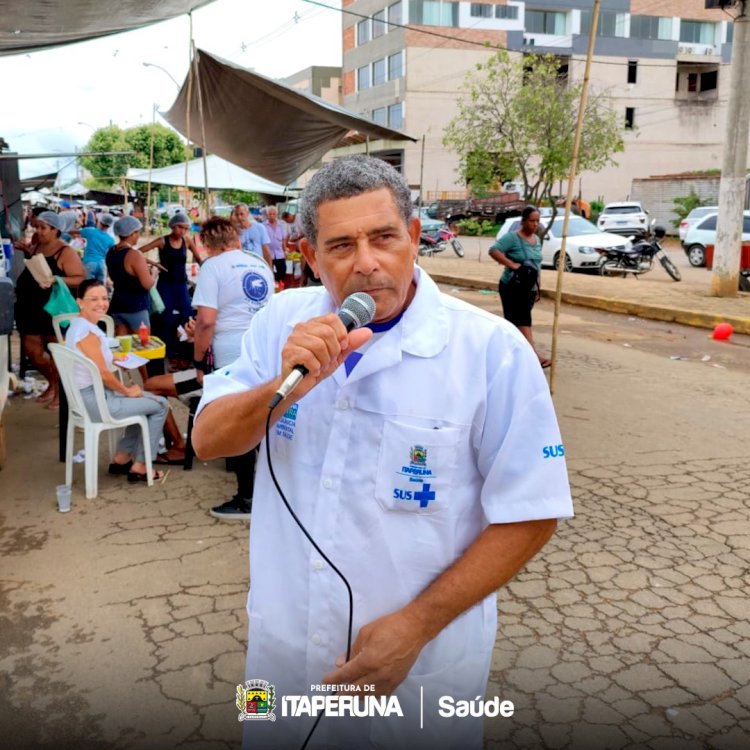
[598,225,681,281]
[418,226,465,257]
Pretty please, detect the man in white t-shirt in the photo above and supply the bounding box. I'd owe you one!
[144,217,273,517]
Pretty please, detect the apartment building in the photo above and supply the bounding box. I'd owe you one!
[336,0,735,203]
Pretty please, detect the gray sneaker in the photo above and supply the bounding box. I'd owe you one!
[209,496,252,520]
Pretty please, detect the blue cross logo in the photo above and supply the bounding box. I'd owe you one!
[414,483,436,509]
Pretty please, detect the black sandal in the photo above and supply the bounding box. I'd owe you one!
[108,460,133,475]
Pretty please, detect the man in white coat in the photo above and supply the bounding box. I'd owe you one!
[193,156,573,749]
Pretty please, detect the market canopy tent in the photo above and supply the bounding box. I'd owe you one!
[126,154,294,198]
[0,1,214,56]
[163,50,416,185]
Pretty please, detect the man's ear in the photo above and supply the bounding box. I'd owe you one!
[300,238,318,275]
[407,216,421,258]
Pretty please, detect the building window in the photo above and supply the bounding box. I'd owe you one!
[526,9,566,35]
[372,9,387,38]
[388,1,403,26]
[680,20,717,45]
[676,63,719,98]
[630,15,672,41]
[373,58,387,86]
[496,4,518,20]
[388,102,404,129]
[580,10,626,38]
[408,0,459,27]
[357,19,370,45]
[357,65,370,91]
[470,3,493,18]
[627,60,637,84]
[625,107,635,129]
[388,50,404,80]
[372,107,387,125]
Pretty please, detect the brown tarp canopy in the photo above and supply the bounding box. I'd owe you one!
[164,49,416,185]
[0,1,214,56]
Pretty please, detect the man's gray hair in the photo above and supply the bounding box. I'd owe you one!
[300,155,412,246]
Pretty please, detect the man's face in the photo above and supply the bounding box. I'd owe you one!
[267,208,278,222]
[234,206,249,223]
[301,188,420,323]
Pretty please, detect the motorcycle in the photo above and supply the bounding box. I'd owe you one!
[598,225,681,281]
[418,226,465,258]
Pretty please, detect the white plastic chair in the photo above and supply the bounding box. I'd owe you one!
[52,313,115,343]
[49,343,154,498]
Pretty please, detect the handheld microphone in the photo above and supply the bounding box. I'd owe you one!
[269,292,376,409]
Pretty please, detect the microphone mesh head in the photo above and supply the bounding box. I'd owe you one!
[340,292,376,328]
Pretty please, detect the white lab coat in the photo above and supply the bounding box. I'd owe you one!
[199,266,573,749]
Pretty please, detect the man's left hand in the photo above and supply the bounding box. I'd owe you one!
[322,610,428,696]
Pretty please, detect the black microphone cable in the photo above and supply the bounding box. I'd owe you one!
[264,405,354,750]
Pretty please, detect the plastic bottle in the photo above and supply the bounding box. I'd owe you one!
[138,321,149,347]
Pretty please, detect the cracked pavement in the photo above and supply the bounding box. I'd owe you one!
[1,304,749,749]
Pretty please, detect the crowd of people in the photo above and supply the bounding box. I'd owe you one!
[12,199,311,492]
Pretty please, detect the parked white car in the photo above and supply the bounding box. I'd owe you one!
[679,205,718,246]
[683,210,750,268]
[495,215,631,271]
[597,201,649,238]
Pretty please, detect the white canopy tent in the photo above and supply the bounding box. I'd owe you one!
[126,154,295,198]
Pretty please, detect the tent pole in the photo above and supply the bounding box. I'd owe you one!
[192,43,212,217]
[146,104,155,235]
[184,12,194,207]
[549,0,600,396]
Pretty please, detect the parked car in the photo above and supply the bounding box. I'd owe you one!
[597,201,649,238]
[679,205,718,247]
[412,208,446,234]
[683,210,750,268]
[495,215,631,271]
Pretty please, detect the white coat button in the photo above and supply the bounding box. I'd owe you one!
[313,559,324,570]
[311,634,322,645]
[337,399,349,410]
[322,478,333,489]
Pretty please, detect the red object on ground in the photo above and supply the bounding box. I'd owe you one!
[712,323,733,340]
[138,321,149,346]
[705,244,750,270]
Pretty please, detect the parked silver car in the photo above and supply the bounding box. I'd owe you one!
[683,210,750,268]
[678,205,718,247]
[597,201,649,238]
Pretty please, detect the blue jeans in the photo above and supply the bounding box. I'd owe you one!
[84,260,106,283]
[81,386,168,463]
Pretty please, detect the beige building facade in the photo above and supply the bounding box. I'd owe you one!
[334,0,735,204]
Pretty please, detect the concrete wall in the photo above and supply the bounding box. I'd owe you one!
[631,176,720,233]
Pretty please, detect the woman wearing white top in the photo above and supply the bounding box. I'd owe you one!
[65,278,169,483]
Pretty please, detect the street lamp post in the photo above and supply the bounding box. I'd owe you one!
[142,62,181,91]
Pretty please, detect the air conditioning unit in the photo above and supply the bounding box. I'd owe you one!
[523,36,536,46]
[678,45,695,54]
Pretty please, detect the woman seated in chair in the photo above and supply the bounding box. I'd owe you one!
[65,278,168,483]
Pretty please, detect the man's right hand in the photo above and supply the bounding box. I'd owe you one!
[280,313,372,400]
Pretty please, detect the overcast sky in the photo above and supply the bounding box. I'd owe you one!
[1,0,342,179]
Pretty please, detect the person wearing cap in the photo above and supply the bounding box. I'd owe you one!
[80,215,116,282]
[98,212,116,239]
[106,216,157,337]
[139,212,203,358]
[14,210,86,410]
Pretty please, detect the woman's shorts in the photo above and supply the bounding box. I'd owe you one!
[498,282,536,328]
[111,309,150,332]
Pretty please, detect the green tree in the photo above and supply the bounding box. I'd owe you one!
[444,51,624,208]
[79,123,188,185]
[671,190,705,229]
[221,189,261,206]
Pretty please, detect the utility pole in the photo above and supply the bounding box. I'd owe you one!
[712,1,750,296]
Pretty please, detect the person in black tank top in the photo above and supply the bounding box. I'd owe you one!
[139,212,203,357]
[106,216,158,335]
[14,211,86,409]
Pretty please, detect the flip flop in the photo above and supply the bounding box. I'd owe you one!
[108,460,134,475]
[128,469,168,484]
[539,358,552,369]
